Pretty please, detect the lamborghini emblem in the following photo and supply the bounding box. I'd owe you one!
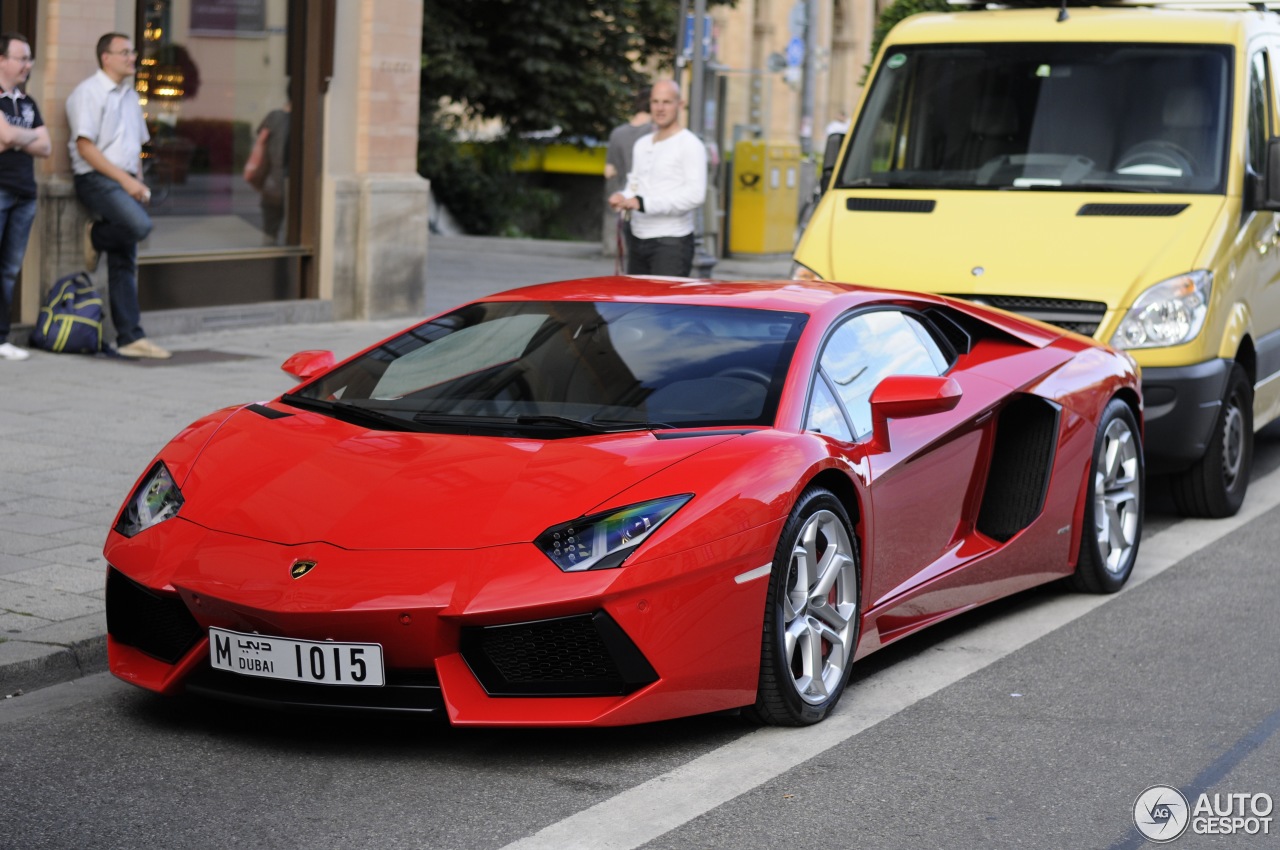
[290,559,318,579]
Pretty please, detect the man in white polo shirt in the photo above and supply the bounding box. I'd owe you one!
[65,32,169,359]
[608,79,707,277]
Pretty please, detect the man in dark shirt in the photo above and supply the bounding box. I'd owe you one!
[0,32,51,362]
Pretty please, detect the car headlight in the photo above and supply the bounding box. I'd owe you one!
[114,461,184,538]
[1111,271,1211,350]
[535,495,692,572]
[791,261,824,281]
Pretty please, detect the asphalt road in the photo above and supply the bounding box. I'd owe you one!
[3,434,1278,850]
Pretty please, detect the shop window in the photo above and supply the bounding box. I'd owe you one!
[136,0,295,255]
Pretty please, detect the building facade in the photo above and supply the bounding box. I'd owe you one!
[8,0,428,340]
[703,0,888,149]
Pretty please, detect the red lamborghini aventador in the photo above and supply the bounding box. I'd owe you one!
[104,276,1143,727]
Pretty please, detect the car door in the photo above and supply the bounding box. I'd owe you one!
[807,308,995,614]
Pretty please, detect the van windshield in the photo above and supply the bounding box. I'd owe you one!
[838,43,1231,193]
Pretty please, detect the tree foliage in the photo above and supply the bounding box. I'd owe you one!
[421,0,695,141]
[863,0,957,84]
[418,0,730,235]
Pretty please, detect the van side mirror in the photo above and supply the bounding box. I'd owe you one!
[820,132,845,191]
[1264,138,1280,211]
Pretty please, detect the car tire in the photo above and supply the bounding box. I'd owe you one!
[749,486,860,726]
[1070,399,1143,594]
[1172,363,1252,518]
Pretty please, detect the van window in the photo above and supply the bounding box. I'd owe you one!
[1248,49,1271,177]
[840,43,1231,194]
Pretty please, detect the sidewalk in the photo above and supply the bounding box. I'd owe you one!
[0,236,791,696]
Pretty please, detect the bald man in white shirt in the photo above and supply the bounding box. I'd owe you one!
[608,79,707,277]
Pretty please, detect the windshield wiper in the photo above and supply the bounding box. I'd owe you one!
[408,412,674,435]
[999,182,1158,193]
[282,394,426,432]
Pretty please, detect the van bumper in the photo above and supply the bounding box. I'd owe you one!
[1140,359,1230,475]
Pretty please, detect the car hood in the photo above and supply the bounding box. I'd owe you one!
[177,405,738,550]
[825,191,1222,307]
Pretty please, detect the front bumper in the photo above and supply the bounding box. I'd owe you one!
[1139,358,1231,475]
[103,518,777,726]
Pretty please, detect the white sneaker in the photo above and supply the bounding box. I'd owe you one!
[0,341,30,361]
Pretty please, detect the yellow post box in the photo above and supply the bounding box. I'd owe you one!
[729,140,800,255]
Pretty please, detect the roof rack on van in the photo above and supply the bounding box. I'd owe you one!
[947,0,1280,10]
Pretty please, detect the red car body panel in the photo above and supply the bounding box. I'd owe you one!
[103,277,1141,726]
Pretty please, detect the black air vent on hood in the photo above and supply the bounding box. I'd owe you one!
[846,198,936,213]
[247,403,293,419]
[1077,203,1188,217]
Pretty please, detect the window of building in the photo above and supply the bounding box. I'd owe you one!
[135,0,305,308]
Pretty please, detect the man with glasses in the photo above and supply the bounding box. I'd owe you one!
[65,32,169,359]
[0,32,50,362]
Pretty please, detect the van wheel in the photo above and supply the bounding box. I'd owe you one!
[1172,364,1252,518]
[1070,399,1143,594]
[748,487,859,726]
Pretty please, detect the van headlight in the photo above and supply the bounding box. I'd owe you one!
[791,261,824,281]
[1111,271,1211,350]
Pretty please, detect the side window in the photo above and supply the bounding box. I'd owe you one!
[1248,49,1270,177]
[814,310,950,438]
[806,376,853,441]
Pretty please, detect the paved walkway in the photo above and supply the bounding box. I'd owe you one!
[0,236,790,695]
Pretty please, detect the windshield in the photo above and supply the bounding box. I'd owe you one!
[285,300,806,433]
[839,42,1230,193]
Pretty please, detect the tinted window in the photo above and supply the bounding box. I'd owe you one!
[842,42,1231,193]
[289,301,806,433]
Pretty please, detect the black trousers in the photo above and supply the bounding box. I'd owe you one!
[625,231,696,277]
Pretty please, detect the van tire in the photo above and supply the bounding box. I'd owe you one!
[1171,364,1252,518]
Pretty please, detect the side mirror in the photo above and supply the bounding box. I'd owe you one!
[820,132,845,191]
[1263,137,1280,211]
[869,374,962,451]
[281,349,335,381]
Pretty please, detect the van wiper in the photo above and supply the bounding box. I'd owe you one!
[1005,182,1157,193]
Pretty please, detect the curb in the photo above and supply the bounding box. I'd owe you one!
[0,634,108,698]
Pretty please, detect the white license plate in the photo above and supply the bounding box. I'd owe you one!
[209,627,385,687]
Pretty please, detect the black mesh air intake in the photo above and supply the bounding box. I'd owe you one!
[460,611,658,697]
[846,197,936,213]
[106,567,202,664]
[977,396,1061,542]
[1077,203,1188,217]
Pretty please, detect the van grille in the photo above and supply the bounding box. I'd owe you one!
[944,294,1106,337]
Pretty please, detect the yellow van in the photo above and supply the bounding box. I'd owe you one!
[793,1,1280,517]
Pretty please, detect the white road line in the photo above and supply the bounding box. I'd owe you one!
[501,470,1280,850]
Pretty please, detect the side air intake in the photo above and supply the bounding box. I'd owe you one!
[976,396,1061,541]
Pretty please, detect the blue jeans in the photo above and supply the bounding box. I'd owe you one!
[0,190,37,344]
[74,171,152,346]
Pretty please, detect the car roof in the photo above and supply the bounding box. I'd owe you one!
[456,276,1068,349]
[478,275,896,315]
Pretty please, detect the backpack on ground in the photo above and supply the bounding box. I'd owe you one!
[29,272,104,354]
